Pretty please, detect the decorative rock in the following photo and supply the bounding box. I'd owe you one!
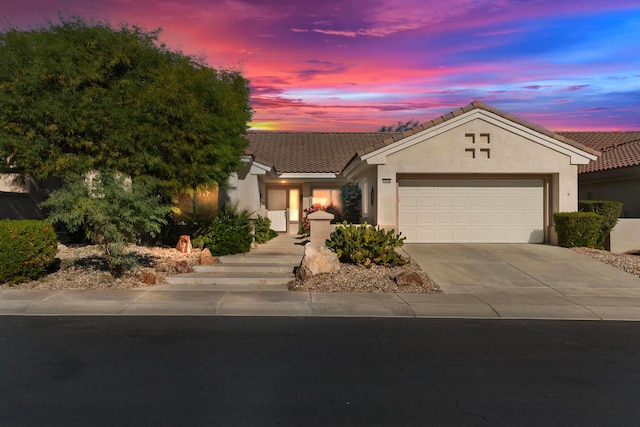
[297,244,341,280]
[141,271,156,285]
[394,271,424,287]
[175,260,191,274]
[200,248,217,265]
[176,235,192,254]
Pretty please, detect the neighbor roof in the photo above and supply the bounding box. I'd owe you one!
[245,132,400,174]
[558,132,640,173]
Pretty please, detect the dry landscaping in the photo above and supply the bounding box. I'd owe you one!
[1,243,639,292]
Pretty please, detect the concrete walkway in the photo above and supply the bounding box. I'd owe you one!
[1,238,639,320]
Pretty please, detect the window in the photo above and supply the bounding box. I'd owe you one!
[362,178,368,218]
[312,189,341,211]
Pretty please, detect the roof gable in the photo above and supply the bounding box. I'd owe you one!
[358,101,599,166]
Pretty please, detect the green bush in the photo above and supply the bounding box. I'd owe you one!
[254,215,278,244]
[578,200,623,249]
[553,212,604,248]
[326,222,407,267]
[340,181,361,223]
[40,174,171,277]
[0,220,58,284]
[202,203,254,256]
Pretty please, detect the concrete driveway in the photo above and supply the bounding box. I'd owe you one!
[402,243,640,297]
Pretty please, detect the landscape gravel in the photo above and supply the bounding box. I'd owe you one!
[570,247,640,278]
[2,243,639,291]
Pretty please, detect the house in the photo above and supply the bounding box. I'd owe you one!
[6,100,637,248]
[232,101,600,244]
[557,131,640,218]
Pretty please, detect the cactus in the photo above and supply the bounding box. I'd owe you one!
[326,222,407,267]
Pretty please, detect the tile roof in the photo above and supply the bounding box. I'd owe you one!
[558,132,640,173]
[245,101,638,176]
[245,132,400,174]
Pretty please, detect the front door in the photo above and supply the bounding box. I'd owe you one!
[267,188,300,233]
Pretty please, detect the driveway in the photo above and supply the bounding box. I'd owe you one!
[402,244,640,297]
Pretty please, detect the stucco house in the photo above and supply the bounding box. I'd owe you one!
[6,100,638,248]
[557,131,640,218]
[231,101,600,244]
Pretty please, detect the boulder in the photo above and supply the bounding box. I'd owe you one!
[176,235,192,254]
[199,248,217,265]
[297,244,341,280]
[175,260,191,274]
[141,271,157,285]
[394,271,424,287]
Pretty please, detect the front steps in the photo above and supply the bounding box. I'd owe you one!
[163,254,301,290]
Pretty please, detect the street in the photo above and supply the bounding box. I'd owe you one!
[1,316,640,426]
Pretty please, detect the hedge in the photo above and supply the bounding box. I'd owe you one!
[553,212,603,248]
[0,220,58,284]
[578,200,623,249]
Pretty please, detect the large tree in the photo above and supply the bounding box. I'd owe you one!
[0,17,252,197]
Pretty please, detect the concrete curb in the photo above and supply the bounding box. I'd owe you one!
[2,288,640,321]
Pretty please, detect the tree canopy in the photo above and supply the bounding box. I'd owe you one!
[378,119,421,132]
[0,17,252,197]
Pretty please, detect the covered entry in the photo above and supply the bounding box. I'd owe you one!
[398,178,545,243]
[266,187,301,233]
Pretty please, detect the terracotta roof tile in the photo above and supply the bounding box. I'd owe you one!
[558,132,640,173]
[245,132,401,174]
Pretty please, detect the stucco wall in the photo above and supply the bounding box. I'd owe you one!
[610,218,640,253]
[372,118,579,241]
[579,166,640,218]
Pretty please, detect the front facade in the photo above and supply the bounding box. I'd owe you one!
[239,101,599,244]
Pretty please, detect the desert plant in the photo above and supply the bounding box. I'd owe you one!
[326,222,406,267]
[578,200,623,249]
[340,181,361,223]
[0,220,58,284]
[254,215,278,244]
[553,212,604,248]
[40,174,171,277]
[202,203,254,256]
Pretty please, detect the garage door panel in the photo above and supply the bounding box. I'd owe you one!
[399,179,544,243]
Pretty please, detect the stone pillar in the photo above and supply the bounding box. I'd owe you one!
[307,210,334,247]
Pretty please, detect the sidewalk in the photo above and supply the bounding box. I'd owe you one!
[1,236,639,320]
[2,287,640,320]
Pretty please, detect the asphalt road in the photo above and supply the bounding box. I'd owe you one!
[1,316,640,426]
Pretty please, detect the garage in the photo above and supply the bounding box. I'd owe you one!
[398,178,545,243]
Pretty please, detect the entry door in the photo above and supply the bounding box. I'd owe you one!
[267,188,301,233]
[267,189,287,232]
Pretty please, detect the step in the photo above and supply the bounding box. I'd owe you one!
[193,263,296,274]
[218,254,302,265]
[164,272,294,286]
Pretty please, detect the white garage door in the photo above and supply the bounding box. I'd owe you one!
[399,179,544,243]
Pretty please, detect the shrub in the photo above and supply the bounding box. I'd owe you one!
[299,203,324,237]
[254,215,278,244]
[578,200,623,249]
[202,203,254,256]
[326,222,407,267]
[340,181,361,223]
[0,220,57,284]
[40,174,171,277]
[554,212,604,248]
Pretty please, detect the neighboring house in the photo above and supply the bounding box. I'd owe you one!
[0,174,60,220]
[233,101,599,244]
[557,132,640,218]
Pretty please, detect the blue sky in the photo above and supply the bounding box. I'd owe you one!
[2,0,639,130]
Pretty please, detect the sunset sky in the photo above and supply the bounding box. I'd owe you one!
[2,0,639,131]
